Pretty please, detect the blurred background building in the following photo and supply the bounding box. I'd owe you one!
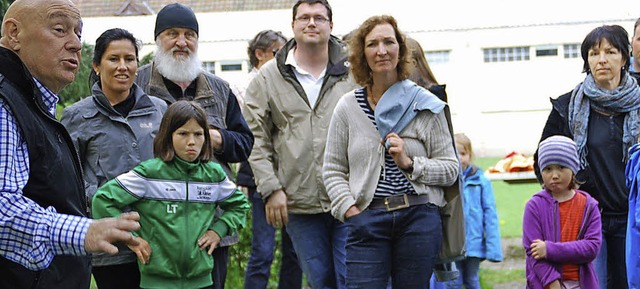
[76,0,637,157]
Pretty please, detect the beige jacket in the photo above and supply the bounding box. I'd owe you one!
[242,37,359,214]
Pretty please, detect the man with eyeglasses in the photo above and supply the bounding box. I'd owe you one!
[242,0,357,288]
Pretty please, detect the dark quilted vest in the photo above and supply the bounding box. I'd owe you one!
[0,47,90,289]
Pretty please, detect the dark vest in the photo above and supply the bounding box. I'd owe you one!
[135,63,236,178]
[0,47,90,289]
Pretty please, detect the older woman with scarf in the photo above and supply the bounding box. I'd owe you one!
[534,24,640,289]
[323,15,460,288]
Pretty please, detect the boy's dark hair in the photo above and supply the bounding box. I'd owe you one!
[581,25,630,74]
[292,0,332,22]
[154,100,213,162]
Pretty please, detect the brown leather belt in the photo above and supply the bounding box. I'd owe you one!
[368,194,430,211]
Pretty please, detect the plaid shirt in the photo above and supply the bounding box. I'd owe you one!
[0,78,90,270]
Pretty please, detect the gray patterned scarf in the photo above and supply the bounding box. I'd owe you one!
[568,73,640,169]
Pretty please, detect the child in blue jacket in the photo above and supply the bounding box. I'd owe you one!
[454,133,503,289]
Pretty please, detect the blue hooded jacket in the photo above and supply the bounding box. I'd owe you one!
[461,165,503,261]
[625,144,640,289]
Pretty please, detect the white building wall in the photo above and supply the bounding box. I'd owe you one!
[80,1,637,157]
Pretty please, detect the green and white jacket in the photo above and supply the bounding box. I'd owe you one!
[92,157,249,289]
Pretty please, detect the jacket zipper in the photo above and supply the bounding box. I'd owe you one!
[182,173,190,288]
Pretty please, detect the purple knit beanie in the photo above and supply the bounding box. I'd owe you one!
[538,135,580,174]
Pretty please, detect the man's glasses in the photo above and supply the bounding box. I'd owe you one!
[272,48,280,55]
[295,15,329,26]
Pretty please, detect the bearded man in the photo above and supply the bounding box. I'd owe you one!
[135,4,253,289]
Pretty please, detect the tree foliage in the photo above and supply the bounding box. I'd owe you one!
[140,51,154,66]
[0,0,14,19]
[59,42,95,107]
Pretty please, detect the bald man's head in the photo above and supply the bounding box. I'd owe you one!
[2,0,80,42]
[1,0,82,93]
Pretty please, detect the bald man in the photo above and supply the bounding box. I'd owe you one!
[0,1,142,288]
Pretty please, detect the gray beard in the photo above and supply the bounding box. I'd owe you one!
[153,46,202,83]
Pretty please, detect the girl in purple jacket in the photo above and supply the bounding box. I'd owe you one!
[524,136,601,289]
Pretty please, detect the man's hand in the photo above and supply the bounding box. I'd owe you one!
[530,239,547,260]
[209,129,223,151]
[128,236,151,264]
[85,211,140,254]
[198,230,221,255]
[266,189,288,229]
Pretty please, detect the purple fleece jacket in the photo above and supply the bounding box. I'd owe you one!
[522,189,601,289]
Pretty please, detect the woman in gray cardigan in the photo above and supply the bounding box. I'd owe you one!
[323,15,459,288]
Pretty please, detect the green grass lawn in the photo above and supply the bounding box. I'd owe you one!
[475,157,540,238]
[475,156,533,288]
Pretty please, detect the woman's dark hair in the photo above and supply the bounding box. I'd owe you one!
[292,0,332,22]
[581,25,631,74]
[247,29,287,68]
[153,100,213,162]
[89,28,141,85]
[348,15,410,87]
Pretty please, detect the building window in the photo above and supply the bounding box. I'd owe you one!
[563,44,580,58]
[203,61,216,74]
[221,63,243,72]
[425,50,450,64]
[483,46,530,62]
[536,46,558,57]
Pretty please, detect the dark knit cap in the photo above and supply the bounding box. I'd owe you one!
[154,3,199,38]
[538,135,580,175]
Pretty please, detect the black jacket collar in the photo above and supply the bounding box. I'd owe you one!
[0,46,36,97]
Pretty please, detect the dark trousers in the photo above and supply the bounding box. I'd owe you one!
[92,262,141,289]
[212,245,229,289]
[345,204,442,289]
[0,255,91,289]
[244,188,303,289]
[594,214,628,289]
[287,212,348,289]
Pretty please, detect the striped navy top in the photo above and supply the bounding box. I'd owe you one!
[355,88,416,198]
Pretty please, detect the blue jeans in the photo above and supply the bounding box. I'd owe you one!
[594,214,628,289]
[286,212,347,289]
[346,204,442,289]
[454,257,481,289]
[244,188,302,289]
